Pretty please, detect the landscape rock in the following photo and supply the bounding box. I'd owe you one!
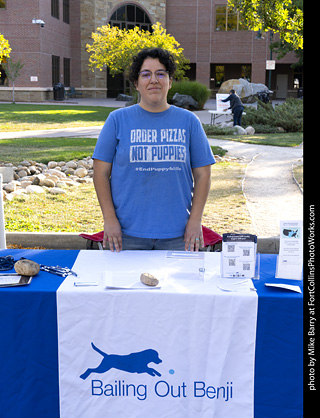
[74,167,88,178]
[20,180,33,189]
[42,178,56,188]
[3,182,16,193]
[48,169,66,178]
[1,156,96,199]
[29,165,38,175]
[56,181,67,188]
[17,169,29,178]
[26,185,45,194]
[19,160,31,167]
[116,93,133,102]
[48,187,66,195]
[47,174,59,183]
[32,174,46,185]
[245,126,255,135]
[171,93,199,110]
[48,161,58,169]
[64,168,75,175]
[0,167,14,183]
[232,125,247,135]
[218,78,271,103]
[66,161,78,169]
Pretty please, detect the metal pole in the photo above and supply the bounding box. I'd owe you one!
[268,31,273,91]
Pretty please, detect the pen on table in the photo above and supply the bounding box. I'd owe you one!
[74,281,99,286]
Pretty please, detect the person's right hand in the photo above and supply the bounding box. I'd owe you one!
[103,217,122,252]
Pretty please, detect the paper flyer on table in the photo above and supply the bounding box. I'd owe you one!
[265,283,302,293]
[221,234,257,279]
[276,220,303,280]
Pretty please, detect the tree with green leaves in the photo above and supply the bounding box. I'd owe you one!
[3,58,24,103]
[86,22,190,80]
[228,0,303,50]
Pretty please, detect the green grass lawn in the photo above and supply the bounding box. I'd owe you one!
[0,104,115,131]
[211,132,303,147]
[0,137,98,164]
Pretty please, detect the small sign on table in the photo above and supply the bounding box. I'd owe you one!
[221,233,258,279]
[275,220,303,280]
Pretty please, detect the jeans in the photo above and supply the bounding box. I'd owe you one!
[233,105,244,126]
[121,233,186,251]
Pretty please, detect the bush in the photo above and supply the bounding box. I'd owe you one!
[248,124,282,134]
[203,124,234,136]
[211,145,228,157]
[168,80,211,109]
[242,98,303,132]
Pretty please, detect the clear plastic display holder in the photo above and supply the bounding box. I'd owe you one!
[165,251,205,281]
[254,252,260,280]
[220,233,260,280]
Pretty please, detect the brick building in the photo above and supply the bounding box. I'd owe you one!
[0,0,302,101]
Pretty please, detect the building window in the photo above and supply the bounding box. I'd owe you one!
[241,65,251,82]
[109,3,152,31]
[64,58,70,86]
[215,5,247,31]
[0,0,6,9]
[215,65,225,87]
[212,64,251,88]
[63,0,70,24]
[51,0,59,19]
[52,55,60,84]
[293,67,303,89]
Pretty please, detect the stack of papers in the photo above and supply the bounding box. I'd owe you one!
[265,283,302,293]
[217,278,256,292]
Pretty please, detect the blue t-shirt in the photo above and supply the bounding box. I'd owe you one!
[93,104,215,238]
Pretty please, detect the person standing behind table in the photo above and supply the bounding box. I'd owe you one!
[221,89,245,126]
[93,48,215,253]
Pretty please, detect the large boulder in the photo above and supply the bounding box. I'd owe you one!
[218,78,271,103]
[116,93,133,101]
[171,93,199,110]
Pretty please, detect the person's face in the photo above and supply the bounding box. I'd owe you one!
[134,57,172,112]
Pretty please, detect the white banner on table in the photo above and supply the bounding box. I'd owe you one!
[57,251,258,418]
[216,94,230,112]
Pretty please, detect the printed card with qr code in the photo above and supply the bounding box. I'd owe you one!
[221,233,257,278]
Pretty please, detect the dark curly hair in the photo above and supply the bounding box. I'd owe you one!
[129,48,176,83]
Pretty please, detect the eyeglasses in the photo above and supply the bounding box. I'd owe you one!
[138,70,169,81]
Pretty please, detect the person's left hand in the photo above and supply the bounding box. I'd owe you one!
[184,220,204,251]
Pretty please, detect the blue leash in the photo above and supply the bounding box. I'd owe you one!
[0,255,77,277]
[0,255,15,271]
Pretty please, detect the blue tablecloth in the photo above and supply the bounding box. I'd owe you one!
[0,250,303,418]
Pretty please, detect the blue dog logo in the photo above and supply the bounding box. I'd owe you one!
[283,228,299,238]
[80,343,162,380]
